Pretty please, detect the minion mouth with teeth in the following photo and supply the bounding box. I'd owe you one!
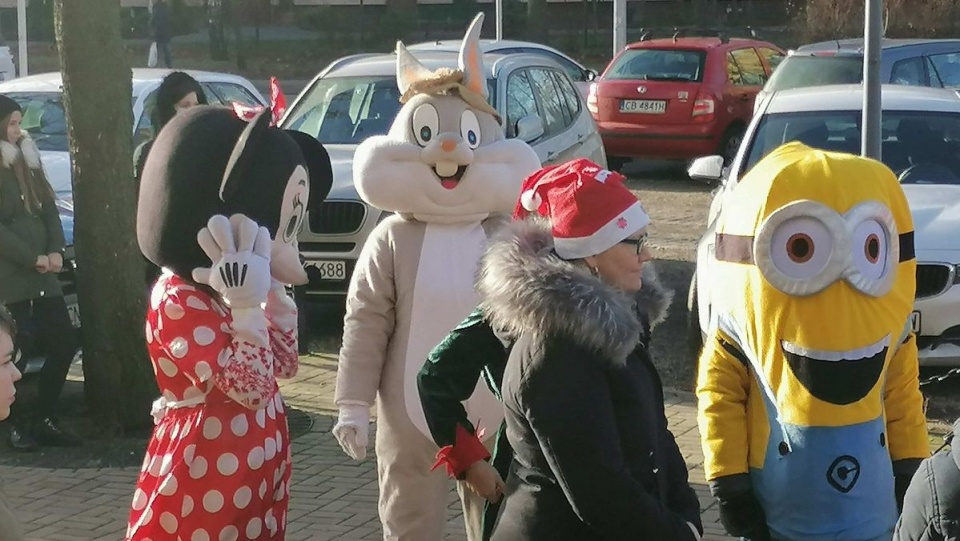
[697,142,929,541]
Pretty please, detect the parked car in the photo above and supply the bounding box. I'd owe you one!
[0,68,266,333]
[407,38,597,96]
[756,38,960,112]
[688,84,960,367]
[281,49,606,300]
[588,35,785,170]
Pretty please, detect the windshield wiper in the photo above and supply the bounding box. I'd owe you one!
[642,74,694,82]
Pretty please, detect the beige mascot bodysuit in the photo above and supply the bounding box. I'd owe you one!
[332,13,541,541]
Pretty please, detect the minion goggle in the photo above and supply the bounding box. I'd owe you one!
[715,200,915,298]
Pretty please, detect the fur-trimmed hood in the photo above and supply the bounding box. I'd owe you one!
[476,218,673,362]
[0,136,41,170]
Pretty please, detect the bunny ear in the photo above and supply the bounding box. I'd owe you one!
[458,12,487,99]
[397,41,434,97]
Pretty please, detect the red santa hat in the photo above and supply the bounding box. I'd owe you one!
[519,158,650,260]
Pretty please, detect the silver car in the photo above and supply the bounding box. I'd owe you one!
[281,49,607,300]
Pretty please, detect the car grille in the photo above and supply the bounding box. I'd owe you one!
[308,202,366,235]
[916,264,953,299]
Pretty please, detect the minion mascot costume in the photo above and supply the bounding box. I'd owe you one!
[697,142,929,541]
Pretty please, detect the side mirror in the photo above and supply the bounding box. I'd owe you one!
[688,155,725,182]
[516,115,545,143]
[584,69,598,82]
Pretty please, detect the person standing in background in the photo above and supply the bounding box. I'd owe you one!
[150,0,173,68]
[0,95,80,452]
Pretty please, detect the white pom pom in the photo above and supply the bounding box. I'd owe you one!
[520,189,541,212]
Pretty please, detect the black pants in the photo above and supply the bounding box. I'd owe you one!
[7,295,78,421]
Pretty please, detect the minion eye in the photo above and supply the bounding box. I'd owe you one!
[851,219,889,281]
[769,217,834,280]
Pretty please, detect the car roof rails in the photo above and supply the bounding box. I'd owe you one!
[672,27,731,44]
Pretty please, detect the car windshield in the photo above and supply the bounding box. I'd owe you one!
[5,92,68,152]
[283,75,497,144]
[742,110,960,184]
[765,55,864,92]
[605,49,706,82]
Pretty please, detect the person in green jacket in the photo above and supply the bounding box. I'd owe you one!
[0,95,80,451]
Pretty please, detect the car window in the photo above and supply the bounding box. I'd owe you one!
[528,68,569,136]
[206,82,261,107]
[519,47,585,82]
[927,52,960,87]
[728,48,767,86]
[742,110,960,185]
[505,70,540,139]
[758,47,785,73]
[6,92,68,152]
[551,69,582,121]
[605,49,706,82]
[764,55,864,92]
[282,76,401,144]
[891,57,925,85]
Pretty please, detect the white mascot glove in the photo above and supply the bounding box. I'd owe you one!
[193,214,272,309]
[333,402,370,461]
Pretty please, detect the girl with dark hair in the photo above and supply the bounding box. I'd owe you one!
[133,71,207,183]
[0,94,79,451]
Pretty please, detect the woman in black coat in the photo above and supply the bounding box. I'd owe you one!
[476,159,703,541]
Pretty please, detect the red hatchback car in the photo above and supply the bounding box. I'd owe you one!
[588,36,785,170]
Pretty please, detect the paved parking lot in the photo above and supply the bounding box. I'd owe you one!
[0,352,735,541]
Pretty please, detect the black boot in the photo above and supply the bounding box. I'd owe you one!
[33,417,81,447]
[8,424,39,452]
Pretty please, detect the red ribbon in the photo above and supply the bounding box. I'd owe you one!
[232,76,288,127]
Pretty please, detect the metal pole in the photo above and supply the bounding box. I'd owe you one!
[496,0,503,40]
[862,0,883,159]
[613,0,626,56]
[17,0,26,77]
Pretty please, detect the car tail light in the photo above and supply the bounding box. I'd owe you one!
[587,83,599,115]
[691,92,715,123]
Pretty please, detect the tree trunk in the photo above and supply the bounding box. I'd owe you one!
[53,0,156,435]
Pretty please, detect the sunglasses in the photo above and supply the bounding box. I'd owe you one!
[619,234,649,255]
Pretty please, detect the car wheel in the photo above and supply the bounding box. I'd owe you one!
[687,272,704,366]
[607,157,629,172]
[719,125,745,165]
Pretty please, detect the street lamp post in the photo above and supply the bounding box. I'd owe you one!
[17,0,26,77]
[613,0,626,56]
[862,0,883,159]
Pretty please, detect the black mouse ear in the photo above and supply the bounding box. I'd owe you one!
[220,109,271,202]
[285,129,333,209]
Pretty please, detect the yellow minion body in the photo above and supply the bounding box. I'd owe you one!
[698,142,928,478]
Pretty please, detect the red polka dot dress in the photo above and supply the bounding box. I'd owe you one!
[126,274,300,541]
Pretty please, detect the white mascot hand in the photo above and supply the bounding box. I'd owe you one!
[333,403,370,461]
[192,214,272,309]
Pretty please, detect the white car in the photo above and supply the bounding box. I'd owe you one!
[281,49,606,300]
[407,39,597,96]
[0,69,266,329]
[688,84,960,366]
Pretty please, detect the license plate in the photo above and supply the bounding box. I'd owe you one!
[620,99,667,114]
[306,260,347,281]
[911,311,921,334]
[67,303,81,328]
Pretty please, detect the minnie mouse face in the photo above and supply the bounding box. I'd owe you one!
[137,107,333,284]
[272,165,310,285]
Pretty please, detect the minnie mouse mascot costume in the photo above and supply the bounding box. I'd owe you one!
[126,106,332,540]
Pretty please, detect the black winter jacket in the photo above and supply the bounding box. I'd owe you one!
[476,219,702,541]
[894,419,960,541]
